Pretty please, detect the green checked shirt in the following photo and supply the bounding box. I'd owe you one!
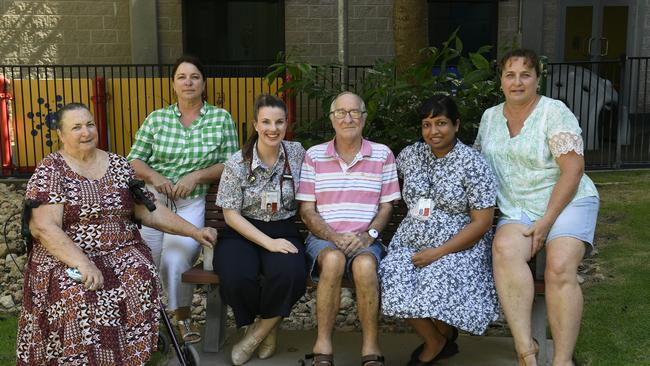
[127,102,239,198]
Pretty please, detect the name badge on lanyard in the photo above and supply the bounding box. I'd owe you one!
[414,198,433,221]
[262,191,280,213]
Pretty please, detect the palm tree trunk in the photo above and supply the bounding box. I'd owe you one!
[393,0,428,73]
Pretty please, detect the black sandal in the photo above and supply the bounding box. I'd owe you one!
[302,353,334,366]
[361,354,385,366]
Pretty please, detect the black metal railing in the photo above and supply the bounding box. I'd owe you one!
[0,64,284,176]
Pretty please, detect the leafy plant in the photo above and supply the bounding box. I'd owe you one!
[267,31,503,153]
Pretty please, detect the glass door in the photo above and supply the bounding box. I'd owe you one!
[561,0,630,63]
[557,0,631,156]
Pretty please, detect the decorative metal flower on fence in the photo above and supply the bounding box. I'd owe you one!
[27,95,62,147]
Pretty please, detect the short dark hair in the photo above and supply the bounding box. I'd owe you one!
[54,103,91,130]
[172,55,205,80]
[418,94,460,125]
[498,48,540,77]
[242,94,288,162]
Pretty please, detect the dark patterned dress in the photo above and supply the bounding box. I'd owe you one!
[379,141,500,334]
[16,152,160,366]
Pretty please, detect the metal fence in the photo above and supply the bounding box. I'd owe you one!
[1,58,649,177]
[0,64,283,176]
[546,58,650,169]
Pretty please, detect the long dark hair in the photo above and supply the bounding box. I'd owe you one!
[241,94,288,162]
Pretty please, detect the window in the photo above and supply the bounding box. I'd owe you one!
[427,0,498,59]
[183,0,285,67]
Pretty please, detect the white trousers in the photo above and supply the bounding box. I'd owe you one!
[139,192,205,311]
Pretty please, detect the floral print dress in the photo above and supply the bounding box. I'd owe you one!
[379,141,499,334]
[16,152,160,366]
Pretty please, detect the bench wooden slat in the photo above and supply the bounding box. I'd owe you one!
[182,264,220,285]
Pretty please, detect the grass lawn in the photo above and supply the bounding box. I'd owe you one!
[576,170,650,366]
[0,170,648,365]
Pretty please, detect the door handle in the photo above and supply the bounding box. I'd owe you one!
[600,37,609,56]
[587,37,596,56]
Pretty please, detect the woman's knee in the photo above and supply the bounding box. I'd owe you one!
[545,238,584,286]
[545,257,578,286]
[160,249,193,273]
[492,232,528,263]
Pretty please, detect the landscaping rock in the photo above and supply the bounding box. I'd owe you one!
[0,294,15,308]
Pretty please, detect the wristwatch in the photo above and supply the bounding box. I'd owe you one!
[367,228,379,239]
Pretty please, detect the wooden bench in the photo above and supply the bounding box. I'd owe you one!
[182,185,549,364]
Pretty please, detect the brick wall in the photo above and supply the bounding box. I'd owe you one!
[156,0,182,64]
[497,0,519,57]
[542,0,557,60]
[642,0,650,56]
[0,0,131,64]
[285,0,394,65]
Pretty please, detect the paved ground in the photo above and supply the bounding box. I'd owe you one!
[165,329,552,366]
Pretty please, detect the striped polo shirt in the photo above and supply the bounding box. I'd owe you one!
[296,138,401,233]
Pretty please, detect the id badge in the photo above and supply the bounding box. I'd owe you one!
[415,198,432,220]
[262,191,280,213]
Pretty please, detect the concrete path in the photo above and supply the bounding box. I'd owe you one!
[165,329,552,366]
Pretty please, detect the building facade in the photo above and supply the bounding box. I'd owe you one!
[1,0,649,66]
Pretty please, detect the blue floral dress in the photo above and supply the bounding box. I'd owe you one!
[379,140,500,334]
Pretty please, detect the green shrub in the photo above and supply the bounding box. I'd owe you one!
[267,31,503,153]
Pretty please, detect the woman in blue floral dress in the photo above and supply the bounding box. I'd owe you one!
[380,95,499,366]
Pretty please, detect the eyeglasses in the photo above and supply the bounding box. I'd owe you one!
[330,109,366,119]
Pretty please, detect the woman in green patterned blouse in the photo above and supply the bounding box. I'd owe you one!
[475,49,599,366]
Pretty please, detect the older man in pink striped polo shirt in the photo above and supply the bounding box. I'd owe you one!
[296,92,401,366]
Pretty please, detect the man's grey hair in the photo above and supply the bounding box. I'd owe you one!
[329,91,366,113]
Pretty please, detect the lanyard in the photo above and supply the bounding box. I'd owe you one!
[247,142,295,209]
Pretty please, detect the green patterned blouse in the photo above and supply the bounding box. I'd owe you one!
[127,102,239,198]
[475,96,599,221]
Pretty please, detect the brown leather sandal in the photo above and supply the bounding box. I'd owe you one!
[304,353,334,366]
[518,338,539,366]
[177,319,201,344]
[361,354,385,366]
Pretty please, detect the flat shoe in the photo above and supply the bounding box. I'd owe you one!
[231,324,263,365]
[449,326,459,342]
[409,326,459,361]
[409,339,459,365]
[257,323,278,359]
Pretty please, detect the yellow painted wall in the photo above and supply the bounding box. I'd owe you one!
[107,76,283,156]
[9,77,282,169]
[10,79,95,168]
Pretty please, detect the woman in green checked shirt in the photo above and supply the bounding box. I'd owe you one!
[127,55,239,343]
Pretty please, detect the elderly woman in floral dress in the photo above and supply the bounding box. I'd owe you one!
[16,103,216,365]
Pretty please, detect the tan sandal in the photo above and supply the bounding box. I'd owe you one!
[177,319,201,344]
[518,338,539,366]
